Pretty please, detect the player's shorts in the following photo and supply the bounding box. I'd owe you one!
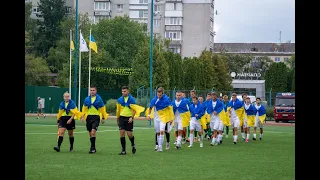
[189,118,202,132]
[86,115,100,132]
[174,118,183,131]
[154,120,166,133]
[37,108,42,113]
[118,116,134,131]
[254,118,264,128]
[231,116,240,129]
[210,115,223,131]
[58,116,76,130]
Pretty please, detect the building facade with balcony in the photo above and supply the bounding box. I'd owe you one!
[28,0,215,58]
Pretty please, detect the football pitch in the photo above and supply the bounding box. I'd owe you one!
[25,116,295,180]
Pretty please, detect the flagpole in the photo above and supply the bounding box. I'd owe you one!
[69,29,72,98]
[78,30,82,109]
[88,29,92,96]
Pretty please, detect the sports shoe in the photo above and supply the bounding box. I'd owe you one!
[253,137,256,141]
[89,147,96,154]
[242,138,245,141]
[132,145,136,154]
[154,145,158,151]
[260,137,262,141]
[53,146,60,152]
[166,143,170,150]
[233,141,237,144]
[119,151,126,155]
[200,143,203,148]
[245,139,249,143]
[210,142,215,146]
[157,148,163,152]
[69,146,73,152]
[188,144,193,148]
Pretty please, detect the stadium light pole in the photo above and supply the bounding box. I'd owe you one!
[73,0,79,106]
[149,0,154,101]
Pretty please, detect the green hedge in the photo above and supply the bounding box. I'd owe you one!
[105,99,117,115]
[266,107,274,120]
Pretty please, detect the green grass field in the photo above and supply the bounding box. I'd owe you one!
[26,116,295,180]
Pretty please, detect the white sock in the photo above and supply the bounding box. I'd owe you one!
[199,135,203,143]
[233,135,237,142]
[211,137,216,144]
[253,133,257,138]
[159,135,164,149]
[241,132,245,139]
[246,133,250,140]
[177,135,182,146]
[260,133,263,138]
[189,134,194,145]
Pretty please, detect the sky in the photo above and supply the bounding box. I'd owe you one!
[214,0,295,43]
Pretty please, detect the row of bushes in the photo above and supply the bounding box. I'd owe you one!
[106,99,275,120]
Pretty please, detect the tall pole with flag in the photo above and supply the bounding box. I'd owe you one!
[150,0,154,102]
[74,0,79,106]
[88,29,98,96]
[69,29,74,98]
[79,30,89,109]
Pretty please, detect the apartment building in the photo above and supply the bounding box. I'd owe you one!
[28,0,215,58]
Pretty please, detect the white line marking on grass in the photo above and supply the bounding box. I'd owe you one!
[25,129,117,135]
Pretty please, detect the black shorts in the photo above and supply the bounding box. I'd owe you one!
[37,108,42,113]
[58,116,76,130]
[86,115,100,132]
[165,123,168,131]
[118,116,134,132]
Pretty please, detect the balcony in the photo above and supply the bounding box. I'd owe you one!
[165,10,183,17]
[170,39,182,45]
[94,11,111,16]
[165,25,182,31]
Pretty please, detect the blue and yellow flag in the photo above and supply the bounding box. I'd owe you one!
[89,34,98,53]
[70,40,75,51]
[116,94,145,118]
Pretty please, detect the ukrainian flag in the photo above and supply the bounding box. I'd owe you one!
[255,105,267,124]
[89,34,98,53]
[70,40,75,51]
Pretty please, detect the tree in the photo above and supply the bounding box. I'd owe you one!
[285,55,295,70]
[153,48,169,90]
[45,14,90,73]
[25,2,37,54]
[182,57,201,90]
[129,41,150,92]
[164,51,183,90]
[34,0,67,57]
[25,54,51,86]
[223,54,252,73]
[265,62,289,92]
[198,50,218,90]
[246,56,273,79]
[212,54,232,90]
[129,40,169,92]
[291,70,295,92]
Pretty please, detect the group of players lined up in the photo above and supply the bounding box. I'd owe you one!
[147,88,266,152]
[52,85,266,155]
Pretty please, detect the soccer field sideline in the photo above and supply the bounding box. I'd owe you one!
[25,124,294,135]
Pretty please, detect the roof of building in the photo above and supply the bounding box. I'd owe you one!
[214,43,295,53]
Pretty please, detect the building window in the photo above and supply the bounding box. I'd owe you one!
[154,19,160,27]
[165,17,182,25]
[154,5,161,12]
[284,57,289,62]
[94,2,109,11]
[139,10,148,18]
[165,31,181,40]
[169,46,181,54]
[117,4,123,13]
[275,57,280,62]
[139,0,148,4]
[165,3,183,11]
